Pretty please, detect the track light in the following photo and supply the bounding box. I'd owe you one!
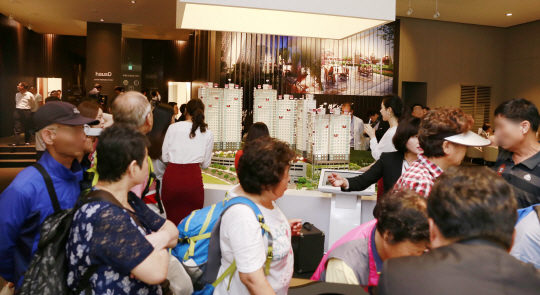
[9,13,14,20]
[407,0,413,15]
[434,0,440,19]
[28,13,34,31]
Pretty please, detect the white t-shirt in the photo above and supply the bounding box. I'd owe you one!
[15,92,35,110]
[32,94,42,112]
[162,121,214,168]
[214,186,294,295]
[369,125,397,160]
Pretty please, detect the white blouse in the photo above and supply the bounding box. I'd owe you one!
[162,121,214,168]
[369,125,397,161]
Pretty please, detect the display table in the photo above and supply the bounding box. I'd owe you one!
[203,184,376,251]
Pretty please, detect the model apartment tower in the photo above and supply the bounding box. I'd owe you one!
[253,86,298,147]
[198,82,243,150]
[275,94,297,148]
[253,85,277,137]
[307,109,350,162]
[295,94,317,153]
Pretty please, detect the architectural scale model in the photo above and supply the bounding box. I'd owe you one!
[198,82,243,150]
[295,94,317,154]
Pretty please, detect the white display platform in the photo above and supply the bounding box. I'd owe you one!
[317,169,377,247]
[203,184,376,252]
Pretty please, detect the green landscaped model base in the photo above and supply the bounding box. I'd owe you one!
[202,173,230,185]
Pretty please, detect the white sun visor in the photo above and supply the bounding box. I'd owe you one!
[444,131,491,147]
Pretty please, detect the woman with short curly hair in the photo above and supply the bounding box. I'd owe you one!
[214,136,302,295]
[394,106,490,197]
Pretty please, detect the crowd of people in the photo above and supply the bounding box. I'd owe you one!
[1,82,540,294]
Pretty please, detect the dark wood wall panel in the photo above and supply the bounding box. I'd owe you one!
[0,13,85,137]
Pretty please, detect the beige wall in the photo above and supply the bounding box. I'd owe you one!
[503,20,540,106]
[398,17,506,121]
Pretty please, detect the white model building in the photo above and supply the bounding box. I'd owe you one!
[274,95,297,147]
[328,113,350,160]
[307,111,350,162]
[198,83,243,150]
[253,87,278,137]
[308,113,330,161]
[253,88,299,147]
[295,95,317,153]
[222,84,243,150]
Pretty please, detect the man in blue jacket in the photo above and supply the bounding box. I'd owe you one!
[0,102,98,289]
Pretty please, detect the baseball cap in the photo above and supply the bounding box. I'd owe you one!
[430,131,491,147]
[34,102,100,131]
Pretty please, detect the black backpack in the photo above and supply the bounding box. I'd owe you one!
[19,163,101,295]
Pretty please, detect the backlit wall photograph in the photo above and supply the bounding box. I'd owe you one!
[219,22,396,98]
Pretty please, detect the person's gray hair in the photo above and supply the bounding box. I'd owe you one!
[111,91,151,128]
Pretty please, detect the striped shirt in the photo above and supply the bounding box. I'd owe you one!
[494,149,540,208]
[394,154,444,197]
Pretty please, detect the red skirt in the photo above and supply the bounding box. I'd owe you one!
[161,163,204,225]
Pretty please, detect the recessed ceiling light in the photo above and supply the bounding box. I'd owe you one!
[506,13,513,16]
[131,0,136,3]
[100,18,104,22]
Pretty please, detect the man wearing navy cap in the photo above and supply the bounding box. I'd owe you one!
[0,102,99,290]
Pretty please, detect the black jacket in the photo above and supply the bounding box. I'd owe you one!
[343,151,404,194]
[374,120,390,143]
[378,239,540,295]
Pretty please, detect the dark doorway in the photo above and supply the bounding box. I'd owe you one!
[402,81,427,110]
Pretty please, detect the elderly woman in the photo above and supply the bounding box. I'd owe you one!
[394,106,491,196]
[214,136,301,295]
[67,125,179,294]
[311,190,430,293]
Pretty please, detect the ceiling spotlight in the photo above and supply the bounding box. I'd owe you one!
[100,18,104,22]
[506,13,513,16]
[28,24,33,30]
[407,0,413,15]
[434,0,440,19]
[9,13,14,20]
[131,0,136,3]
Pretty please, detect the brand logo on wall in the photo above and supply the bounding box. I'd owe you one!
[123,80,129,85]
[95,72,113,77]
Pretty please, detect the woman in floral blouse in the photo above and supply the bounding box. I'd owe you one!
[67,124,179,294]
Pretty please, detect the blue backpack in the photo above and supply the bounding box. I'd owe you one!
[171,194,273,294]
